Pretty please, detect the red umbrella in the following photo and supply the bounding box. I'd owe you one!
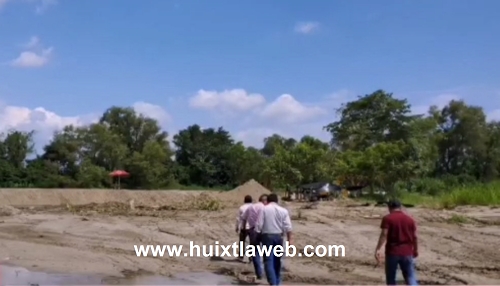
[110,170,130,177]
[109,170,130,189]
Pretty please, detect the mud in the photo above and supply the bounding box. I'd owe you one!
[0,189,499,285]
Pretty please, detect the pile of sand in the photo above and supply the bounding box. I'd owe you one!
[0,189,204,207]
[216,179,271,205]
[0,180,270,211]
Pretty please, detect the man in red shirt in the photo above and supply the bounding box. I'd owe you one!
[375,200,418,285]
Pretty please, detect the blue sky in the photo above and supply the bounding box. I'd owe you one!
[1,0,499,150]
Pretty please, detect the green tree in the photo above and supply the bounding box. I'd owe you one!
[433,100,489,179]
[0,91,498,193]
[324,90,415,151]
[173,125,236,187]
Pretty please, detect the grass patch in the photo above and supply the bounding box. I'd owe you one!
[177,193,225,211]
[355,192,440,208]
[446,214,469,224]
[398,192,440,208]
[439,182,500,209]
[191,197,224,211]
[355,181,500,209]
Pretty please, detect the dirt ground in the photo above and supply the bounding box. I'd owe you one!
[0,184,499,285]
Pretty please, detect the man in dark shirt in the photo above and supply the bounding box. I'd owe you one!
[375,199,418,285]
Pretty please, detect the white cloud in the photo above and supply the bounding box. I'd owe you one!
[0,105,91,132]
[294,22,320,34]
[10,36,53,68]
[132,101,171,125]
[0,103,97,153]
[187,88,332,147]
[189,89,266,113]
[189,88,327,124]
[188,88,332,147]
[0,101,170,153]
[259,94,326,124]
[11,48,53,68]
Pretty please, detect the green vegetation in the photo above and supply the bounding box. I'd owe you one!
[1,90,500,208]
[447,214,470,224]
[439,182,500,208]
[394,182,500,209]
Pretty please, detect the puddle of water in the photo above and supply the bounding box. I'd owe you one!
[0,265,103,285]
[117,272,237,285]
[0,265,236,285]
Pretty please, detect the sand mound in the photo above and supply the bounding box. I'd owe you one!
[217,179,271,205]
[0,180,270,211]
[229,179,271,195]
[27,193,225,215]
[0,188,204,207]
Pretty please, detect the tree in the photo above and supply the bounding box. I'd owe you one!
[324,90,415,151]
[0,91,498,193]
[262,134,297,157]
[37,107,175,189]
[0,130,35,169]
[433,100,489,179]
[173,125,236,187]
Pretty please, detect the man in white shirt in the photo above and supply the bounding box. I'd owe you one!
[242,194,268,279]
[255,193,293,285]
[236,195,253,261]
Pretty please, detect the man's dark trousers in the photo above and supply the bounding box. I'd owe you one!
[248,228,263,279]
[261,233,283,285]
[239,229,249,259]
[385,255,418,285]
[239,229,248,247]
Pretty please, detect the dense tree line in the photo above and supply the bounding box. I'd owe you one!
[2,90,500,196]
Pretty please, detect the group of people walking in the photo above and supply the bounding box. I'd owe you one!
[235,194,418,286]
[235,193,292,285]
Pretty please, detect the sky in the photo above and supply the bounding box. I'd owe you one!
[1,0,500,152]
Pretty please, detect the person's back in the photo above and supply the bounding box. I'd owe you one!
[255,193,292,285]
[260,202,290,234]
[236,195,253,261]
[246,201,265,228]
[243,194,268,281]
[238,203,252,228]
[375,200,418,286]
[382,211,416,256]
[237,196,253,231]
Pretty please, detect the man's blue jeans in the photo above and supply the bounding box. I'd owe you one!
[249,229,263,279]
[261,233,283,285]
[385,255,418,285]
